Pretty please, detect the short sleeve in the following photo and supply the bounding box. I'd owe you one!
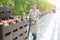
[29,9,32,14]
[38,9,40,13]
[37,9,41,15]
[29,9,32,17]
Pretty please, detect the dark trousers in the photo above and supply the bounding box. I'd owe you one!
[32,32,37,40]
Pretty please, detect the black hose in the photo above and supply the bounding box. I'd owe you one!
[28,18,31,40]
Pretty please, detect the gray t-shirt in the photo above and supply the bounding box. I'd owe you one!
[29,9,40,20]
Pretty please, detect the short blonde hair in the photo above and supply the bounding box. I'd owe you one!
[32,3,37,6]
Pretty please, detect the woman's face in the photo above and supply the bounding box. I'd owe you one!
[32,4,36,9]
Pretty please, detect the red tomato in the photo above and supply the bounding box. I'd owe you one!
[3,23,9,27]
[0,22,3,25]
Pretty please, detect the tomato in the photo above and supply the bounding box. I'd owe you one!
[0,23,3,25]
[3,23,9,27]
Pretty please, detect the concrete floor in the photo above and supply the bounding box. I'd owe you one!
[28,9,60,40]
[28,13,56,40]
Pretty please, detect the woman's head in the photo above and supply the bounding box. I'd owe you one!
[32,3,37,9]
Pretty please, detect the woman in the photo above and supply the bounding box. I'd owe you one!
[29,3,40,40]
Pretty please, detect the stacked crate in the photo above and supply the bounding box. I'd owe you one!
[0,6,11,19]
[0,6,28,40]
[23,20,28,40]
[0,20,28,40]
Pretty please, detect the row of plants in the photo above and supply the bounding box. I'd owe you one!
[0,0,55,15]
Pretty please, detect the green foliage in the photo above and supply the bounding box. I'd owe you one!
[0,0,55,15]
